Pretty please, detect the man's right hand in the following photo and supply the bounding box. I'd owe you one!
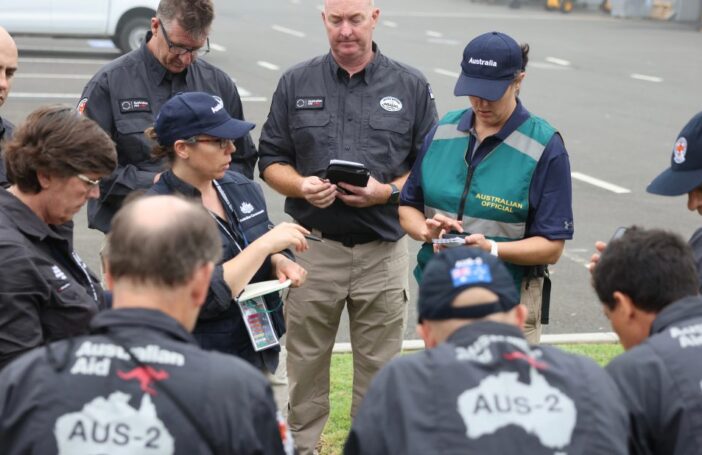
[300,176,337,208]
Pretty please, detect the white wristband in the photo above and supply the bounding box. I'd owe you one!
[487,239,498,257]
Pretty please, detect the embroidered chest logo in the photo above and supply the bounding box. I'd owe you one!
[240,202,255,214]
[295,97,325,110]
[380,96,403,112]
[119,99,151,114]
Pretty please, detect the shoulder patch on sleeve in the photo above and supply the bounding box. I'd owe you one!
[77,98,88,115]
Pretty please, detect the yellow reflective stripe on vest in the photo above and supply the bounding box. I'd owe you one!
[424,206,526,239]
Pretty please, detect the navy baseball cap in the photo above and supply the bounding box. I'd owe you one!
[155,92,255,146]
[418,247,519,322]
[647,111,702,196]
[454,32,523,101]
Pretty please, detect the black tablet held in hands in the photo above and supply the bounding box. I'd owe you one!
[326,160,370,189]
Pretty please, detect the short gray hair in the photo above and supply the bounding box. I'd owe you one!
[157,0,214,40]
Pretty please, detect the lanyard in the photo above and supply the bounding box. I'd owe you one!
[211,180,249,250]
[71,251,99,303]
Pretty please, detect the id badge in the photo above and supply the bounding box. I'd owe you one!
[237,296,280,352]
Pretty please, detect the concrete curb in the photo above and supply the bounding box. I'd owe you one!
[332,332,619,353]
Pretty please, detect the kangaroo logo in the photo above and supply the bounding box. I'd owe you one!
[117,367,170,396]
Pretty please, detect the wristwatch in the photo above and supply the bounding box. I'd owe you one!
[388,183,400,204]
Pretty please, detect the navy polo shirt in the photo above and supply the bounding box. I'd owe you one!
[401,99,574,240]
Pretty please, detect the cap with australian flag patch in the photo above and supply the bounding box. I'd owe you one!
[418,247,519,322]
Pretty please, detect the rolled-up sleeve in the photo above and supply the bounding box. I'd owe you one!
[258,77,295,175]
[200,264,235,320]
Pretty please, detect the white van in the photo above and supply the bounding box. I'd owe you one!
[0,0,159,53]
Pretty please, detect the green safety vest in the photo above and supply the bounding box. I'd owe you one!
[416,108,556,291]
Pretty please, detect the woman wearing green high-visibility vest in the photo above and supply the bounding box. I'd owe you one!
[399,31,574,344]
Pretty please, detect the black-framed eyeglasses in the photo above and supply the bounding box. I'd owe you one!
[185,137,233,149]
[159,19,210,57]
[76,174,101,187]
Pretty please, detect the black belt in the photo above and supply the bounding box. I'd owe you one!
[321,232,380,247]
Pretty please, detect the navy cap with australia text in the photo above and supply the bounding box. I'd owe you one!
[454,31,523,102]
[418,247,519,322]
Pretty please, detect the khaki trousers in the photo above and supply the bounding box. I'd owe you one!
[285,236,409,455]
[522,276,544,344]
[266,339,289,419]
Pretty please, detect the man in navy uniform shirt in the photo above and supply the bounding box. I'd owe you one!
[0,196,293,454]
[79,0,256,233]
[593,227,702,455]
[345,247,628,455]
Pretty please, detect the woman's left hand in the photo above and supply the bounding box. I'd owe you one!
[273,255,308,287]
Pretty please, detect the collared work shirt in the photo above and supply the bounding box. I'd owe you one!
[258,44,437,241]
[345,322,628,454]
[0,308,290,454]
[80,33,257,233]
[606,296,702,455]
[0,116,14,188]
[0,188,104,371]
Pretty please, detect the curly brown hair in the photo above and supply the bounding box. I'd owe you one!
[3,105,117,193]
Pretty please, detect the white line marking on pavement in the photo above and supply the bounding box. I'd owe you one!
[561,248,592,270]
[427,38,460,46]
[19,57,110,64]
[242,97,268,103]
[237,87,252,97]
[425,30,443,38]
[12,92,80,99]
[381,10,611,21]
[16,73,90,80]
[257,61,280,71]
[545,56,571,66]
[630,73,663,83]
[382,20,398,28]
[291,0,301,4]
[272,24,306,38]
[571,171,631,194]
[434,68,460,78]
[529,62,570,70]
[210,42,227,52]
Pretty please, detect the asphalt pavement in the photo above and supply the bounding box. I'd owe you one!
[3,0,702,341]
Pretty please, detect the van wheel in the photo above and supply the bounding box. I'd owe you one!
[113,16,151,53]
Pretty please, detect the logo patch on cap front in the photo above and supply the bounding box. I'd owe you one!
[380,96,403,112]
[451,258,492,287]
[673,137,687,164]
[119,99,151,114]
[211,96,224,113]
